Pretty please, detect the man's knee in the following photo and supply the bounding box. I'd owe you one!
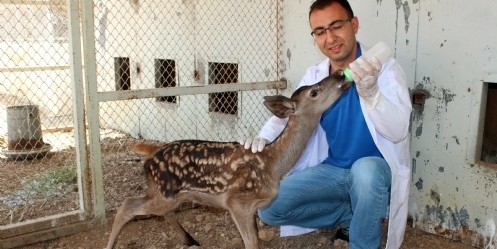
[351,157,391,188]
[258,207,286,226]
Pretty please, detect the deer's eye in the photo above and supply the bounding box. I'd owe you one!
[310,87,321,97]
[310,89,318,97]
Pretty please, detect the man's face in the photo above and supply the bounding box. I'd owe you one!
[309,3,358,67]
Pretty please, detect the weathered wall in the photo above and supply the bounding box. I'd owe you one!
[409,1,497,246]
[281,0,497,247]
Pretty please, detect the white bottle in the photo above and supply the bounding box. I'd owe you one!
[343,41,391,81]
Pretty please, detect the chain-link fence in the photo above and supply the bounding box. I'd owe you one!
[1,0,284,247]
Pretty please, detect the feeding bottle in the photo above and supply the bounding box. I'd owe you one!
[343,41,391,81]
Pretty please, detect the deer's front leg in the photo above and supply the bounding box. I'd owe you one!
[228,203,261,249]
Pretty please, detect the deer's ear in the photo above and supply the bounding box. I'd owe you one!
[263,95,297,119]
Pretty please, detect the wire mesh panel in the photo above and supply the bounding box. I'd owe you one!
[1,0,283,247]
[92,0,284,235]
[94,0,282,142]
[0,0,83,236]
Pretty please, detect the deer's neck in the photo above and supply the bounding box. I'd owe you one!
[264,115,320,180]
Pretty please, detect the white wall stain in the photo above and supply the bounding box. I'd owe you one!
[96,1,110,51]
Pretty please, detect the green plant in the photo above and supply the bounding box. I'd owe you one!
[1,166,78,208]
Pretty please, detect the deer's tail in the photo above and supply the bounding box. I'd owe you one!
[133,143,161,157]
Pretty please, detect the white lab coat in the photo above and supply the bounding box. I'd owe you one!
[258,43,412,249]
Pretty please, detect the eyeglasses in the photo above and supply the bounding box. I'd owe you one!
[311,18,353,37]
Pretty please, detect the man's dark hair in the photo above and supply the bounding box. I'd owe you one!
[309,0,354,19]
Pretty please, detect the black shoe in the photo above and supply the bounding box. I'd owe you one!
[333,227,350,242]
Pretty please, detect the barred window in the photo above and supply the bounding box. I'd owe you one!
[115,57,130,91]
[155,59,177,103]
[208,62,238,115]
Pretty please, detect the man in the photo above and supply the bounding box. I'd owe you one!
[240,0,412,248]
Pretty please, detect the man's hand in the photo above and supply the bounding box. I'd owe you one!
[239,136,268,153]
[348,56,382,105]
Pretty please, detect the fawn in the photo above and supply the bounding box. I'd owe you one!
[105,71,351,249]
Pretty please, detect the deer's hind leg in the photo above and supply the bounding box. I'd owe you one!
[106,195,197,249]
[164,213,200,246]
[144,196,200,246]
[106,195,152,249]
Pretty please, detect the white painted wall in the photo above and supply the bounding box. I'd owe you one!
[409,1,497,246]
[95,0,279,142]
[281,0,497,246]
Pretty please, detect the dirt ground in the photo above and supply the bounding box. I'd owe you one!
[1,131,477,249]
[16,212,477,249]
